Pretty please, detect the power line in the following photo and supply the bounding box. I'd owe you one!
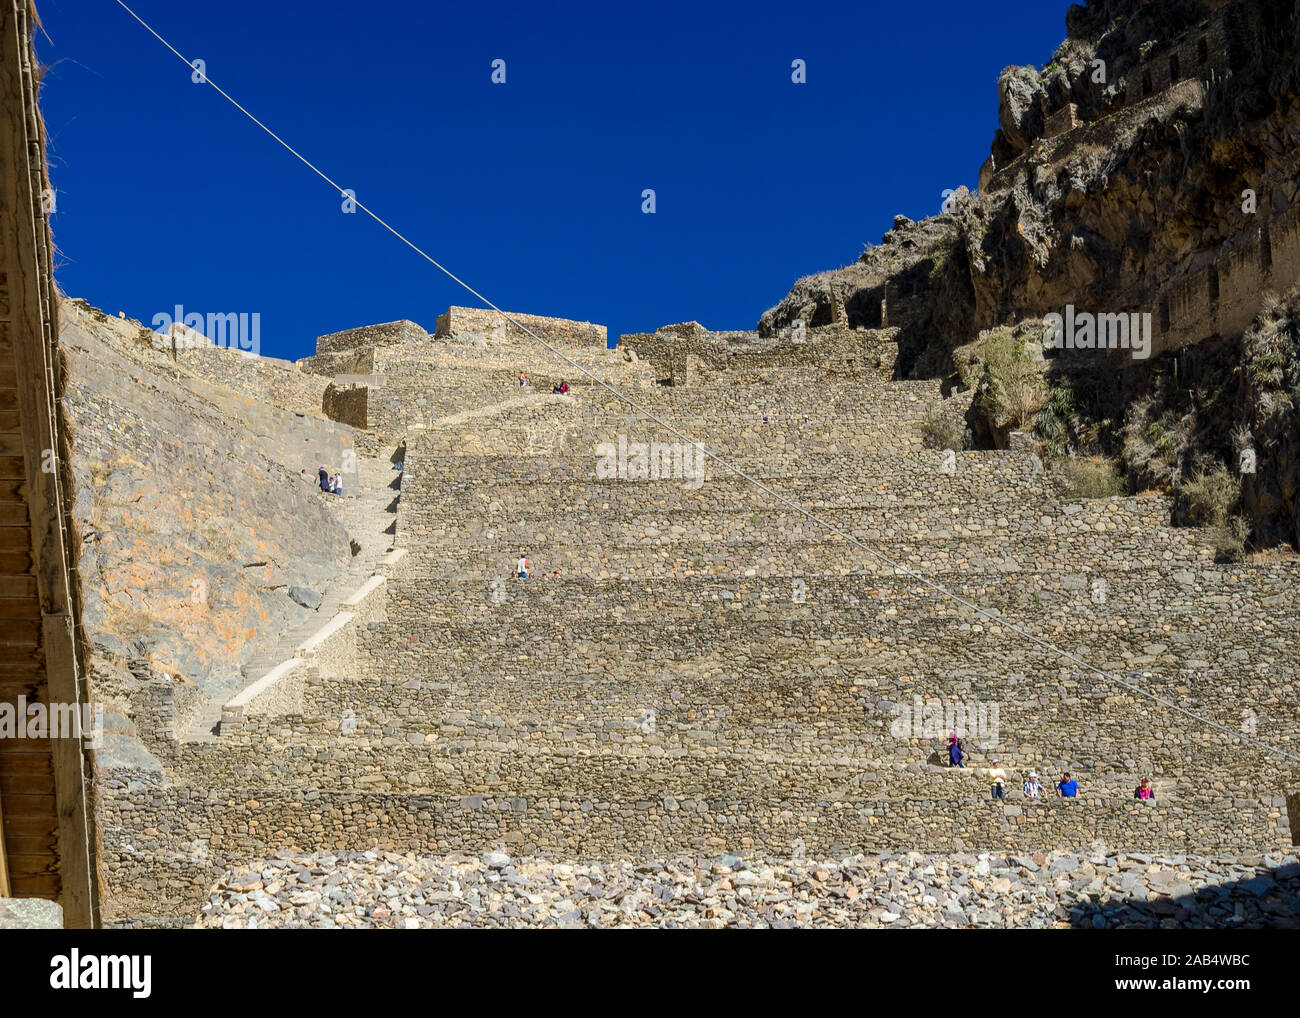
[112,1,1300,765]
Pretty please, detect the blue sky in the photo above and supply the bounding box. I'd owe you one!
[36,1,1067,360]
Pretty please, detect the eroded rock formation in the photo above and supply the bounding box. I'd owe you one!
[760,0,1300,548]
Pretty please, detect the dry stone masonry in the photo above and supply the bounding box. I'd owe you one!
[78,304,1300,926]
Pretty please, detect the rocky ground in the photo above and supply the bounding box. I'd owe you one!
[196,849,1300,929]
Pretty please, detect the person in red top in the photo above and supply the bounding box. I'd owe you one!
[1134,776,1155,800]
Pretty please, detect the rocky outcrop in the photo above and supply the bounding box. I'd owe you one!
[759,0,1300,550]
[1239,286,1300,548]
[59,299,355,747]
[758,211,974,377]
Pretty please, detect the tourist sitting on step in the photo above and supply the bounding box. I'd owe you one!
[989,756,1007,799]
[1056,772,1080,798]
[515,554,530,579]
[1134,776,1156,801]
[947,733,966,768]
[1022,771,1044,800]
[552,379,569,395]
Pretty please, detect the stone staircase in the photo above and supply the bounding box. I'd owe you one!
[180,446,404,742]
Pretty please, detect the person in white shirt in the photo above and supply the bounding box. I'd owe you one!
[515,554,529,578]
[1022,770,1044,800]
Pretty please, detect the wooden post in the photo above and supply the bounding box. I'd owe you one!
[0,0,99,927]
[0,785,10,897]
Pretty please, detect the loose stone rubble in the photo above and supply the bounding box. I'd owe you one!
[197,849,1300,929]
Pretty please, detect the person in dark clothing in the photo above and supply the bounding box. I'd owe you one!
[318,466,329,491]
[947,734,966,768]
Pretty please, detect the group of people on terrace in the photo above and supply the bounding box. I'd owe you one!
[515,370,570,395]
[947,735,1156,803]
[312,465,345,496]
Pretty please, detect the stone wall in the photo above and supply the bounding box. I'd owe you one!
[1117,201,1300,360]
[295,307,636,441]
[171,346,329,419]
[435,305,606,347]
[1118,3,1232,108]
[1043,103,1079,139]
[85,309,1300,926]
[130,674,205,750]
[220,573,389,733]
[315,320,429,355]
[617,324,901,385]
[297,346,375,379]
[95,771,1287,925]
[322,383,368,430]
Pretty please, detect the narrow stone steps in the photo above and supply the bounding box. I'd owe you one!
[180,446,404,743]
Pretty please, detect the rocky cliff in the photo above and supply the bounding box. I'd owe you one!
[760,0,1300,551]
[59,300,356,760]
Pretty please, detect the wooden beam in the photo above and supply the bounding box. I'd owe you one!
[0,775,9,896]
[0,0,98,926]
[1,812,59,836]
[42,614,94,925]
[0,772,53,795]
[0,573,36,596]
[0,791,55,817]
[0,595,40,617]
[8,872,57,895]
[0,736,52,755]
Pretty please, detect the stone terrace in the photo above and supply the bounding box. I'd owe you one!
[93,315,1300,925]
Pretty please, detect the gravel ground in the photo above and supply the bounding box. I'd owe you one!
[195,848,1300,928]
